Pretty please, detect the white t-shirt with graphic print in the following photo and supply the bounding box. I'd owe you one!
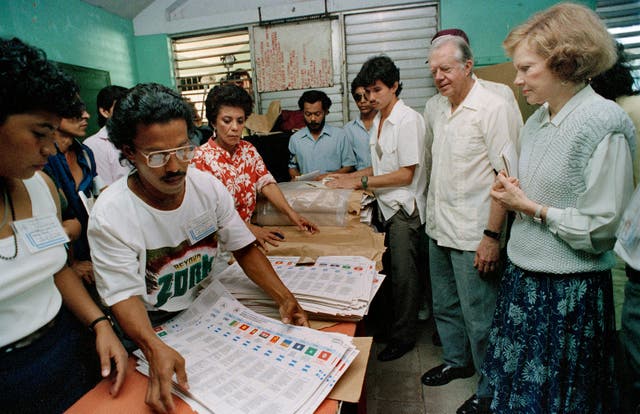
[88,168,255,312]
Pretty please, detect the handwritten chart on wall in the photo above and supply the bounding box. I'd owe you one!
[254,21,333,92]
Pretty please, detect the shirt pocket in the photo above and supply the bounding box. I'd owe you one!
[452,125,485,161]
[377,141,399,173]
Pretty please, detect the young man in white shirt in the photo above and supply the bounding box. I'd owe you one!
[327,55,427,362]
[88,83,308,414]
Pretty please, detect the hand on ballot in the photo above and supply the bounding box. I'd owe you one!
[143,339,188,414]
[278,293,310,327]
[234,244,310,328]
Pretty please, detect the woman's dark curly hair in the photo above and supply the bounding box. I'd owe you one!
[205,84,253,128]
[0,37,83,125]
[107,83,196,151]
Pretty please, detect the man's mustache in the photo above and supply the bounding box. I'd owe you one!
[161,171,186,181]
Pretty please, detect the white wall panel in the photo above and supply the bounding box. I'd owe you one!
[344,4,438,122]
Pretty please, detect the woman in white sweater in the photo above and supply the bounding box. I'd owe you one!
[483,4,635,413]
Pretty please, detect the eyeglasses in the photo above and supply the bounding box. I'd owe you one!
[353,93,368,102]
[138,144,196,168]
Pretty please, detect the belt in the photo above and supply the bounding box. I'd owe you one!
[1,318,56,354]
[628,265,640,284]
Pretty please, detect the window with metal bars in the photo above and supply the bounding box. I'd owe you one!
[596,0,640,87]
[172,30,252,126]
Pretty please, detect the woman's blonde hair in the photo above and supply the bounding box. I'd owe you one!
[503,2,616,83]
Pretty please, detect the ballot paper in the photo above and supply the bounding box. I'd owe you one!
[500,141,519,178]
[134,280,359,414]
[218,256,385,321]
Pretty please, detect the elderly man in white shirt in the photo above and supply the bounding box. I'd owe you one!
[420,34,521,414]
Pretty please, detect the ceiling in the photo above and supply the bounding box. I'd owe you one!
[80,0,155,19]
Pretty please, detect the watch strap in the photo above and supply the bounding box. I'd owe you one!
[361,175,368,190]
[88,315,113,332]
[483,229,501,241]
[533,205,544,224]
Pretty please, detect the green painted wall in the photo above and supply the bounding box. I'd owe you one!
[134,34,175,87]
[0,0,599,93]
[440,0,597,66]
[0,0,137,86]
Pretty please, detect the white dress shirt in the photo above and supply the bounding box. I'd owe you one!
[83,126,131,185]
[370,99,427,223]
[424,80,521,251]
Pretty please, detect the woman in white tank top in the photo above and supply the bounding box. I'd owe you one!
[0,37,127,413]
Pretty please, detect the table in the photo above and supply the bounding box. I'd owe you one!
[66,323,359,414]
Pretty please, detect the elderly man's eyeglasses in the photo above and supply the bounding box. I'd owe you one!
[138,144,196,168]
[353,93,368,102]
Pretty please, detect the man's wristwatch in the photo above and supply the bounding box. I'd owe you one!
[533,205,544,224]
[483,229,501,241]
[361,175,368,190]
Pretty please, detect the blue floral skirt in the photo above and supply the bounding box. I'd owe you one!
[482,260,615,413]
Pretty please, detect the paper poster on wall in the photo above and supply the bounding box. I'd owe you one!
[254,20,333,92]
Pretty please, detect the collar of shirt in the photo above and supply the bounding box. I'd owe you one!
[209,139,240,159]
[457,80,486,113]
[96,125,110,140]
[354,117,369,132]
[543,84,595,127]
[300,125,332,141]
[435,80,484,119]
[374,98,408,129]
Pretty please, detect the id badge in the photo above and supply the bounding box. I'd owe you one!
[12,214,70,253]
[185,210,217,245]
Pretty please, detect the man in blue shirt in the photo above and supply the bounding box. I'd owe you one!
[288,90,355,180]
[343,75,377,171]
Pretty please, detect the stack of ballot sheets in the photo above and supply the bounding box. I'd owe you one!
[217,256,385,322]
[134,280,359,414]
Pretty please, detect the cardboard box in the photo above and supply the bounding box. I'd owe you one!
[246,100,281,134]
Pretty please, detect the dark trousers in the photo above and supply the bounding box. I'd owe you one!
[371,206,423,345]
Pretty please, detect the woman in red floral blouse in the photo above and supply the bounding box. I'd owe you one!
[192,84,318,250]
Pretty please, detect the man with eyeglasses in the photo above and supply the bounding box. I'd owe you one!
[87,83,309,414]
[288,90,356,180]
[343,74,377,171]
